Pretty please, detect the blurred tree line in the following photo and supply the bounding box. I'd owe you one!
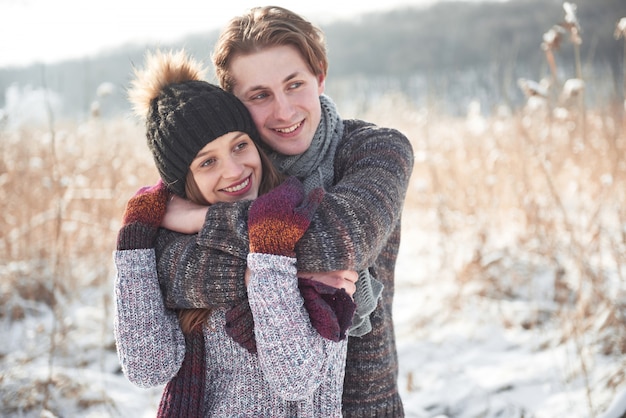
[0,0,624,122]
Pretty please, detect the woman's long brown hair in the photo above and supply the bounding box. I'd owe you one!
[177,142,284,334]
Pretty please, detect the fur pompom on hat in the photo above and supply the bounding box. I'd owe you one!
[128,49,259,197]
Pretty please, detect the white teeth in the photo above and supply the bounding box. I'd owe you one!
[275,122,300,133]
[224,178,249,192]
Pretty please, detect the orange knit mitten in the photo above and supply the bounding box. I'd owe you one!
[117,179,170,250]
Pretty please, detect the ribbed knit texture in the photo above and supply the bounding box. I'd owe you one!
[248,177,323,257]
[113,250,186,388]
[157,327,205,417]
[114,250,347,417]
[157,199,252,310]
[349,268,384,337]
[155,117,415,417]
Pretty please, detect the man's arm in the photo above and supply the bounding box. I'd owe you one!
[296,122,414,272]
[155,200,252,309]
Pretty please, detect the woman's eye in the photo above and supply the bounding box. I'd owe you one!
[201,158,216,167]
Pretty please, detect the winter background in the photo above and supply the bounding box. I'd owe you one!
[2,0,626,417]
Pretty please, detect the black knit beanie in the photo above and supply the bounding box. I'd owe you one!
[146,80,259,197]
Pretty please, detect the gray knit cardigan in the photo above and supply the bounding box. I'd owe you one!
[156,119,414,417]
[114,249,347,417]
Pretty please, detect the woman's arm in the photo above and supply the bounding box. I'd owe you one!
[244,178,350,400]
[113,249,186,388]
[247,254,347,401]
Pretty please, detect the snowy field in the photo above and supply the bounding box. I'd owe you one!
[394,210,626,418]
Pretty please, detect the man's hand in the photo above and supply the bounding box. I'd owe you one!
[298,270,358,298]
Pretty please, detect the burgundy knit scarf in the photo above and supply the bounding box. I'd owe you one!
[156,327,206,417]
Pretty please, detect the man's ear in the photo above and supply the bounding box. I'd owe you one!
[317,73,326,95]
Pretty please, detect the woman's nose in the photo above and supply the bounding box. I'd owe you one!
[222,156,244,178]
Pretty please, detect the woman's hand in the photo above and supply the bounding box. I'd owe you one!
[244,267,252,287]
[161,195,208,234]
[298,270,358,298]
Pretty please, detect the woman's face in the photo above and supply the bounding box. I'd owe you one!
[189,131,262,204]
[229,45,325,156]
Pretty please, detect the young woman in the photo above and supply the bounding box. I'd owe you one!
[113,49,355,417]
[152,7,415,417]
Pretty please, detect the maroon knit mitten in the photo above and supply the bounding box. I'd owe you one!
[248,176,324,257]
[224,297,257,353]
[157,327,206,418]
[117,179,170,250]
[298,277,356,342]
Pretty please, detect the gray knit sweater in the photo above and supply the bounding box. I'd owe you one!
[114,249,347,417]
[156,118,414,416]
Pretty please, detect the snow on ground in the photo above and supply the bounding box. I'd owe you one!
[1,207,625,417]
[394,209,626,418]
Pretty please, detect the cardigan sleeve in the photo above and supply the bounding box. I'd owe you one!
[246,252,348,401]
[154,200,251,310]
[295,121,414,272]
[113,249,186,388]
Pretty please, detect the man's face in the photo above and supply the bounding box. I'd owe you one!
[230,44,326,156]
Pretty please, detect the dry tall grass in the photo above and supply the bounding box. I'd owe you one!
[0,117,159,415]
[1,117,155,309]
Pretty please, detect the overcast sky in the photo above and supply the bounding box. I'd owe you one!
[0,0,458,68]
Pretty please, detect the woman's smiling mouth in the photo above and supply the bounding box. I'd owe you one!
[222,176,251,193]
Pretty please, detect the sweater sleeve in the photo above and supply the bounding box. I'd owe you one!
[247,252,348,401]
[295,121,414,272]
[154,199,251,310]
[113,249,186,388]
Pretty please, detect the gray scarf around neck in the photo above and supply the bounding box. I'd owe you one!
[269,94,341,193]
[269,94,382,337]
